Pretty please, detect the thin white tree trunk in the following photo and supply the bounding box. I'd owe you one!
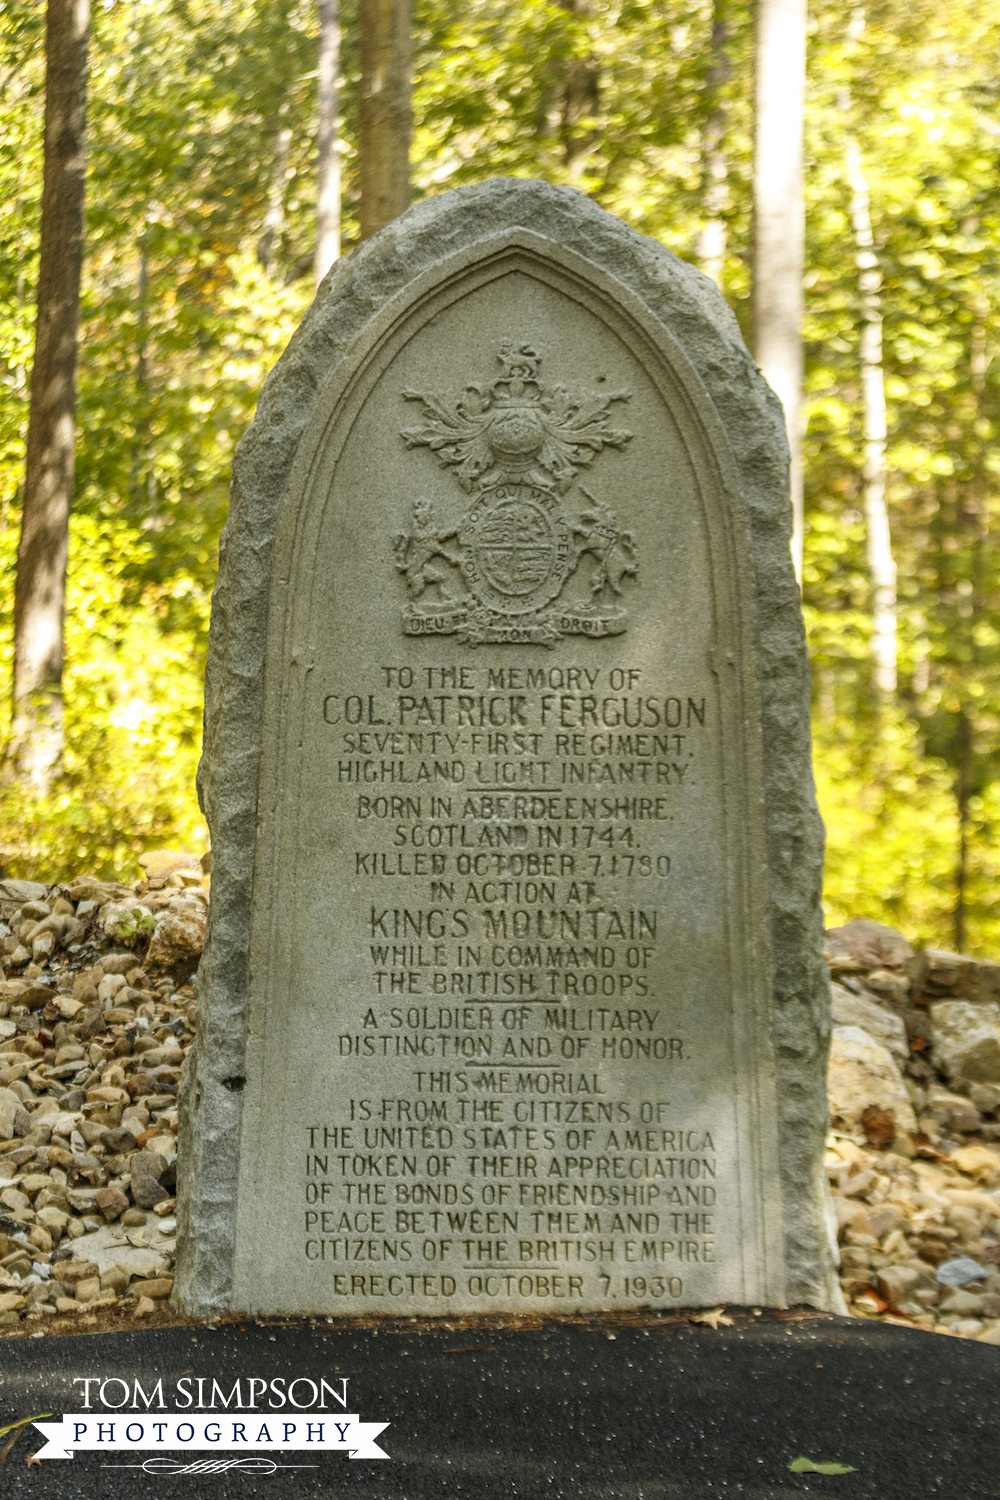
[314,0,340,281]
[696,9,730,287]
[752,0,806,582]
[258,110,292,277]
[845,135,895,696]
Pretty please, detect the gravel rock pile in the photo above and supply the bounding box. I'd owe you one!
[3,870,999,1339]
[826,919,1000,1342]
[0,853,206,1329]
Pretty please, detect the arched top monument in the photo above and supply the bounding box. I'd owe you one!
[177,179,838,1319]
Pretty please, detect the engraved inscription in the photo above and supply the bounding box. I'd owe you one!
[305,659,723,1304]
[393,342,638,644]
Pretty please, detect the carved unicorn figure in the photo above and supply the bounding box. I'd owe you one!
[573,492,638,599]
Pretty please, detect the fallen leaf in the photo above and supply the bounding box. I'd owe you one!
[0,1418,52,1444]
[689,1306,733,1329]
[25,1452,41,1468]
[860,1104,896,1150]
[852,1290,889,1315]
[0,1413,52,1466]
[788,1455,857,1474]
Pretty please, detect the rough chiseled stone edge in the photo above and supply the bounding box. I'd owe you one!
[175,177,838,1314]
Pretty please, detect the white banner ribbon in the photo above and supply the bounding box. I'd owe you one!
[31,1413,389,1460]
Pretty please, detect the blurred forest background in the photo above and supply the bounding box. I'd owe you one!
[1,0,999,950]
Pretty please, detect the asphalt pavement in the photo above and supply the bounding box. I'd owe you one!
[0,1312,995,1498]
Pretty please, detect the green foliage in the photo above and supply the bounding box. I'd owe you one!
[803,0,1000,951]
[103,899,158,945]
[813,706,960,947]
[0,0,311,879]
[0,510,209,879]
[413,1,730,206]
[1,0,999,950]
[80,0,315,587]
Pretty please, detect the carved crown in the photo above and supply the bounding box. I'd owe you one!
[401,341,632,493]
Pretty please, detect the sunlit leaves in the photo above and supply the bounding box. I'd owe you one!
[0,509,208,876]
[804,0,1000,951]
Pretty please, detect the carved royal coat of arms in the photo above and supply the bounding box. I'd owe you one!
[392,340,638,646]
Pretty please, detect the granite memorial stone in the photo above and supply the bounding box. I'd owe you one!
[177,179,840,1317]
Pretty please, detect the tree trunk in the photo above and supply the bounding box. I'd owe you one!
[841,9,896,699]
[358,0,411,241]
[130,236,157,512]
[258,109,293,277]
[558,0,599,169]
[845,135,895,696]
[8,0,89,794]
[955,705,972,953]
[954,319,989,952]
[314,0,340,281]
[696,7,731,286]
[752,0,806,581]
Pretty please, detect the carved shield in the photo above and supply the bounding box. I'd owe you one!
[459,483,572,616]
